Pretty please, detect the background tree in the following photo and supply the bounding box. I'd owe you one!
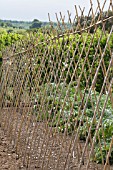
[30,19,42,29]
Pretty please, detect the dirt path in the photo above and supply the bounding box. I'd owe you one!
[0,125,25,170]
[0,122,100,170]
[0,109,113,170]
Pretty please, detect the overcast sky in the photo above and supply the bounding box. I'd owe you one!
[0,0,109,21]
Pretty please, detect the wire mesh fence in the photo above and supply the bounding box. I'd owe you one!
[0,0,113,169]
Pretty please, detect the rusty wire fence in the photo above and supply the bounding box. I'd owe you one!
[0,0,113,169]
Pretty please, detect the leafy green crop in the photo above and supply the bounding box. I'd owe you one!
[37,29,113,92]
[0,29,23,66]
[34,83,113,164]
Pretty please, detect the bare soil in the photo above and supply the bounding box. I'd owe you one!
[0,108,113,170]
[0,125,23,170]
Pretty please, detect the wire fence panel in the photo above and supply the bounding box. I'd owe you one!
[0,0,113,169]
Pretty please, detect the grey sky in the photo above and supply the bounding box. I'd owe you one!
[0,0,109,21]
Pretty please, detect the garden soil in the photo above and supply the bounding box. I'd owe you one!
[0,109,113,170]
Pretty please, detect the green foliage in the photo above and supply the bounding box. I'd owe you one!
[75,10,113,32]
[34,83,113,164]
[0,29,23,66]
[0,19,32,29]
[29,19,42,29]
[0,18,113,165]
[39,29,113,92]
[96,10,113,32]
